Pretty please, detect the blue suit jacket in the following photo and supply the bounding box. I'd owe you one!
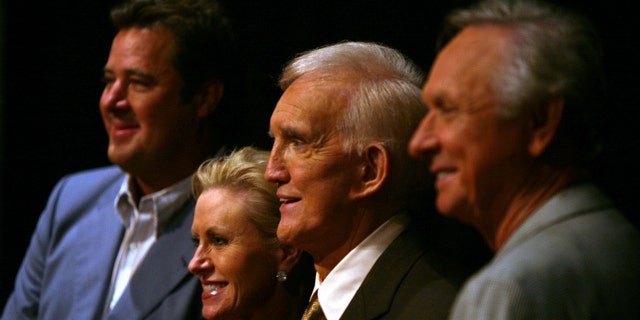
[2,166,202,320]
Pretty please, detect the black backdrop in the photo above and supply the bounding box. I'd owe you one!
[2,0,638,305]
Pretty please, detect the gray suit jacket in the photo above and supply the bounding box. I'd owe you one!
[2,166,202,320]
[341,223,471,319]
[450,183,640,319]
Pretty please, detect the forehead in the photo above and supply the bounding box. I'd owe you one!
[271,77,349,132]
[423,25,513,105]
[108,27,176,71]
[194,188,250,226]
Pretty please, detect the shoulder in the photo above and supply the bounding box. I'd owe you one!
[43,165,125,217]
[60,165,124,184]
[450,270,537,319]
[451,202,640,319]
[352,226,461,319]
[52,166,124,194]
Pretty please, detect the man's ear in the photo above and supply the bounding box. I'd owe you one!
[529,97,563,157]
[350,143,389,200]
[194,79,225,118]
[278,244,302,272]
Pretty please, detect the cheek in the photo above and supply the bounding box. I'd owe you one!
[449,119,510,169]
[287,160,314,188]
[458,138,503,197]
[300,175,350,219]
[466,125,529,175]
[99,93,109,112]
[461,136,528,207]
[131,89,182,117]
[228,247,277,280]
[435,120,468,155]
[231,251,278,303]
[99,94,112,122]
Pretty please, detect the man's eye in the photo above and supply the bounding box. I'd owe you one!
[101,76,115,85]
[191,237,200,248]
[212,236,228,246]
[291,139,305,148]
[440,104,458,114]
[129,79,152,90]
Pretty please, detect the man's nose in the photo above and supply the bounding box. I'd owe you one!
[408,113,438,159]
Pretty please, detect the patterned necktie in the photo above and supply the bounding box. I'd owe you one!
[301,290,326,320]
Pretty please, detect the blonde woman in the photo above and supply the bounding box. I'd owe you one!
[189,147,314,320]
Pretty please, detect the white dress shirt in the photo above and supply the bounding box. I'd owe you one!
[313,214,409,320]
[104,174,192,312]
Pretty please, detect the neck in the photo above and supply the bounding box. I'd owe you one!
[133,162,197,196]
[249,285,296,320]
[129,136,218,199]
[482,164,577,252]
[311,206,393,281]
[130,150,207,201]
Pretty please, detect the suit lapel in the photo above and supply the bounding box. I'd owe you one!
[70,179,125,319]
[341,226,424,319]
[107,199,197,319]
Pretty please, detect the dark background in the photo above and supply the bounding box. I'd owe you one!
[1,0,638,306]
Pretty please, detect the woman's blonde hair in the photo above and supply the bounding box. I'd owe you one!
[192,146,280,247]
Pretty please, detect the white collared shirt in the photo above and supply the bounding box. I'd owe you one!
[313,214,409,320]
[104,174,192,312]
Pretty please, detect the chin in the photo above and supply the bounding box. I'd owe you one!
[436,198,453,216]
[276,227,295,246]
[277,216,297,236]
[107,148,131,165]
[436,198,464,219]
[202,306,223,320]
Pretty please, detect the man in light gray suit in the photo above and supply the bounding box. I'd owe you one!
[2,0,245,318]
[409,0,640,319]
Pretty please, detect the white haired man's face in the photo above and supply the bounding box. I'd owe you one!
[265,77,365,260]
[409,25,535,228]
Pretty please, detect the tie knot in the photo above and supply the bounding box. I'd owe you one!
[301,290,326,320]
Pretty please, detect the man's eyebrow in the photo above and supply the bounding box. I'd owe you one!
[124,69,154,79]
[102,67,153,79]
[426,93,450,109]
[269,126,299,138]
[281,126,302,139]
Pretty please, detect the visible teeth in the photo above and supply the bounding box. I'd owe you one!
[203,284,224,291]
[436,171,452,179]
[279,198,287,203]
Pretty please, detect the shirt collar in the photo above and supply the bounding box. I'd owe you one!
[115,174,193,232]
[315,213,409,319]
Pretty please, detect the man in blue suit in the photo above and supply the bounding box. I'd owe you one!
[409,0,640,318]
[2,0,245,318]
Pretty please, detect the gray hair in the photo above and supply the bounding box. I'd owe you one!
[441,0,604,166]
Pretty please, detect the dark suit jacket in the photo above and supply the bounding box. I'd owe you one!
[340,223,471,319]
[2,166,202,320]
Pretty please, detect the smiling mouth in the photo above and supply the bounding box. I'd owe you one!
[110,123,140,139]
[436,171,453,179]
[280,198,300,204]
[203,283,227,295]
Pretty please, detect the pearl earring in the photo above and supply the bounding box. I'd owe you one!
[276,270,288,282]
